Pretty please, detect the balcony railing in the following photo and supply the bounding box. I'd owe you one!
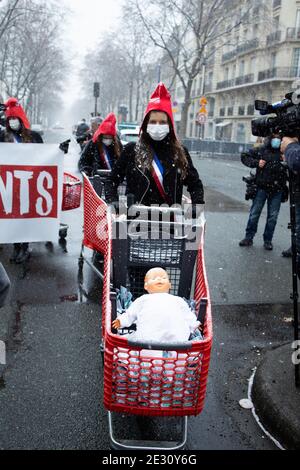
[217,74,254,90]
[286,28,300,40]
[216,79,235,90]
[258,67,300,81]
[236,38,259,55]
[266,30,282,45]
[222,49,237,62]
[235,73,254,86]
[222,38,259,63]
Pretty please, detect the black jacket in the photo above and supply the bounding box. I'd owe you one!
[0,263,10,308]
[105,140,204,206]
[78,140,120,176]
[285,142,300,172]
[0,129,43,143]
[241,142,287,193]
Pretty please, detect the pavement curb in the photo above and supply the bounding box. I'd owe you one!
[252,342,300,450]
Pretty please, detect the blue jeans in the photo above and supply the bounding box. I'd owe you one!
[245,189,283,242]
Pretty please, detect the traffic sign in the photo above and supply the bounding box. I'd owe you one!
[196,112,207,124]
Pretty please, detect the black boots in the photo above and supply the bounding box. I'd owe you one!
[10,243,30,264]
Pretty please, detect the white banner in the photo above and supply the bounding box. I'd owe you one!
[0,143,63,243]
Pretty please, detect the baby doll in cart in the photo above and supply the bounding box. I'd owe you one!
[112,267,203,343]
[112,267,204,407]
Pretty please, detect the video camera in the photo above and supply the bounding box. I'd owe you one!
[251,92,300,138]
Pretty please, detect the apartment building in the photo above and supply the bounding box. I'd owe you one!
[175,0,300,143]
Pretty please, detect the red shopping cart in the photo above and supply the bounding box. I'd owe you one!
[80,175,212,450]
[59,172,82,239]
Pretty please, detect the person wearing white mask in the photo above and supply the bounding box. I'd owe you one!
[105,83,204,208]
[78,113,121,176]
[0,98,43,264]
[239,133,288,250]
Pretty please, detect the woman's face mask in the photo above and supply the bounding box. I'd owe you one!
[271,137,281,149]
[147,124,170,141]
[102,138,113,146]
[8,118,21,132]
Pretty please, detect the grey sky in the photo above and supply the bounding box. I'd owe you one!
[61,0,124,108]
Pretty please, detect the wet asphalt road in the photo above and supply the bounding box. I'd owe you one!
[0,132,295,450]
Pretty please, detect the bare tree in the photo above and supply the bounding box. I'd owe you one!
[0,0,67,123]
[130,0,264,139]
[0,0,21,41]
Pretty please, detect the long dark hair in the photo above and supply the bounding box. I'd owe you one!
[136,113,188,179]
[96,135,121,159]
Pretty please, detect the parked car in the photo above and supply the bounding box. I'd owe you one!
[52,122,64,130]
[31,124,44,136]
[119,127,140,146]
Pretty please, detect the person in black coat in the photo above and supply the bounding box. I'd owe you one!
[78,113,121,176]
[0,98,43,264]
[239,134,287,250]
[105,83,204,209]
[0,263,10,308]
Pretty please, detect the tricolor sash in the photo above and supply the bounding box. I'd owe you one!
[100,146,112,170]
[151,153,171,204]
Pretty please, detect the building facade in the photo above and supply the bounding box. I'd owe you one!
[173,0,300,142]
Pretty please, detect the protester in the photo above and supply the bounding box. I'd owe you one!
[239,133,288,250]
[75,118,89,137]
[78,113,121,176]
[0,263,10,308]
[90,116,103,135]
[105,83,204,211]
[0,97,43,263]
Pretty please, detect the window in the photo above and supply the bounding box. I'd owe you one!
[274,16,280,30]
[250,57,256,73]
[224,67,229,80]
[292,48,300,76]
[236,123,246,143]
[232,63,236,79]
[239,60,245,76]
[271,52,276,69]
[296,9,300,31]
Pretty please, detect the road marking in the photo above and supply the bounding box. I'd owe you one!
[248,368,285,450]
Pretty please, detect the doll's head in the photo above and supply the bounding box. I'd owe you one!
[144,267,171,294]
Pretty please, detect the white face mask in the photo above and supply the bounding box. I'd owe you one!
[9,118,21,132]
[147,124,170,141]
[102,138,113,146]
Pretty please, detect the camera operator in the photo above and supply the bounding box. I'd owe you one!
[239,133,288,250]
[281,137,300,258]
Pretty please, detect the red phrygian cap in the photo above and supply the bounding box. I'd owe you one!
[5,97,31,129]
[93,113,117,143]
[141,82,175,131]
